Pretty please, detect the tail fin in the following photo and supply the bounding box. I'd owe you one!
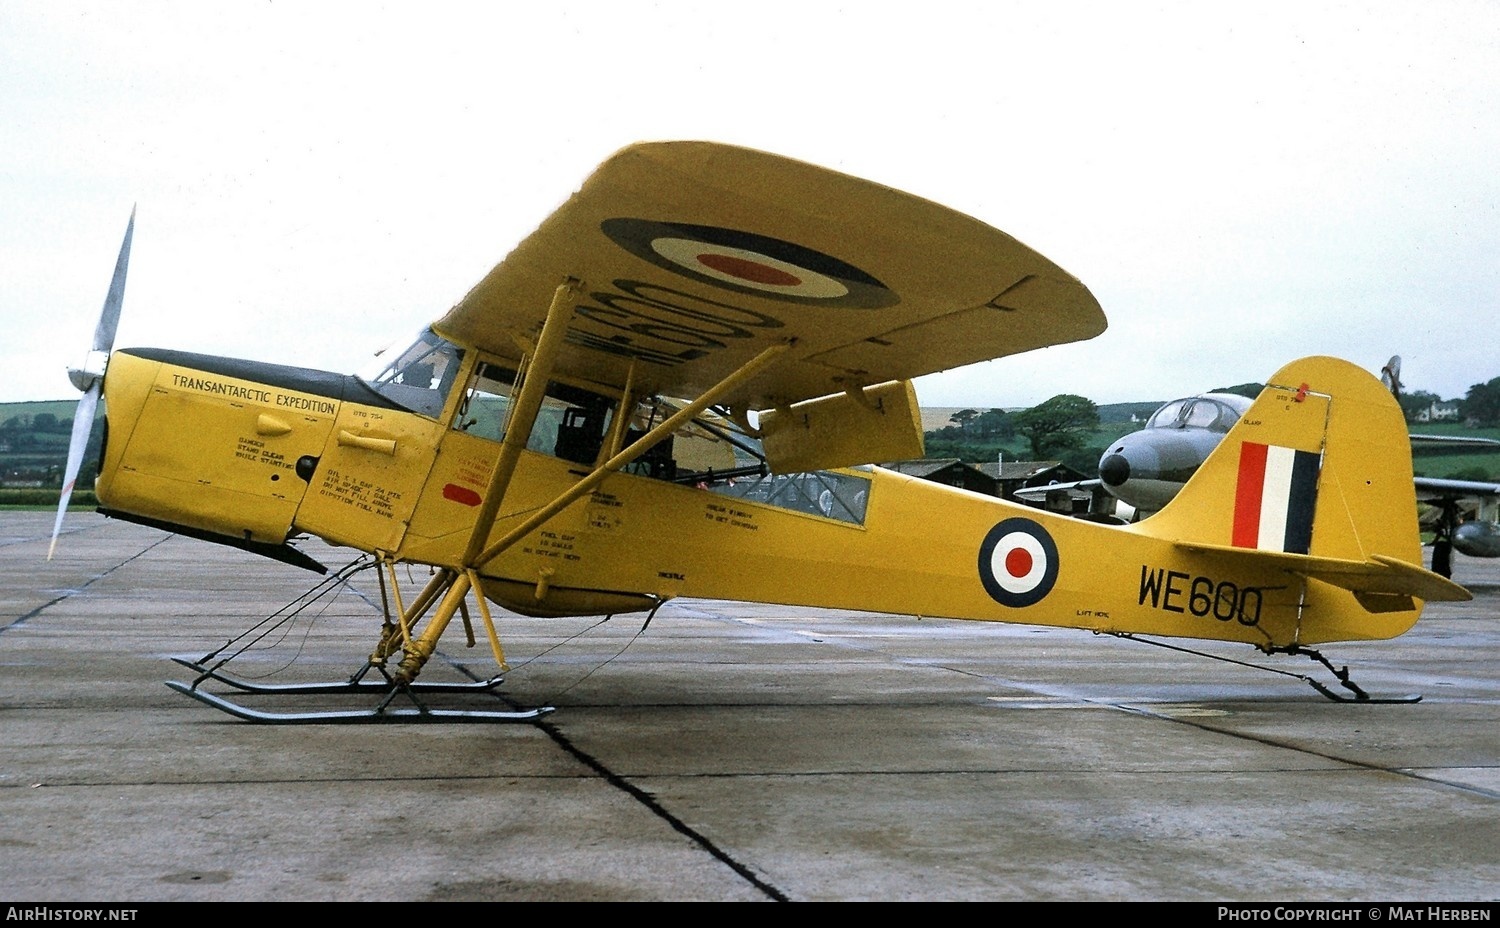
[1140,356,1468,644]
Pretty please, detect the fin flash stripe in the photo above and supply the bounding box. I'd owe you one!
[1233,442,1319,554]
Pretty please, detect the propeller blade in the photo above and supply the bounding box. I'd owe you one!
[50,208,135,559]
[94,206,134,354]
[1380,355,1402,399]
[48,385,100,560]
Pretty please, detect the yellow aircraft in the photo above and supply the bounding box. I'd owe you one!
[51,141,1470,720]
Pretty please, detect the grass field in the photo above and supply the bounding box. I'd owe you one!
[1408,422,1500,480]
[0,489,96,510]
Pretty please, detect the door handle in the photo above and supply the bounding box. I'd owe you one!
[337,430,397,456]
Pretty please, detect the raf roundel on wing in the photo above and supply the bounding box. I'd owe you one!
[601,218,900,309]
[978,518,1060,607]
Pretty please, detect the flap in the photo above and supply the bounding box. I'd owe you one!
[759,380,924,473]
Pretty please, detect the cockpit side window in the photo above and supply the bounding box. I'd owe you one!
[1203,395,1251,432]
[453,361,617,467]
[546,382,615,466]
[1184,400,1221,429]
[454,362,516,443]
[358,330,464,419]
[1204,399,1237,433]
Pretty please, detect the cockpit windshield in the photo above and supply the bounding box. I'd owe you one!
[358,330,465,418]
[1145,393,1252,433]
[1146,399,1190,429]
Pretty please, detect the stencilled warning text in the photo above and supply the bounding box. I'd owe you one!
[317,467,401,517]
[705,502,757,530]
[523,530,581,561]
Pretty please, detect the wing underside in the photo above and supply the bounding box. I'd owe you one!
[435,141,1105,410]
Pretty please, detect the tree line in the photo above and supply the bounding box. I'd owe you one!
[1401,376,1500,425]
[0,411,98,488]
[926,377,1500,476]
[925,394,1104,475]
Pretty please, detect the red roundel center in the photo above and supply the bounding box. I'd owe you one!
[1005,547,1033,578]
[696,253,802,287]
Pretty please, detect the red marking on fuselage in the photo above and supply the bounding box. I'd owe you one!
[443,484,482,507]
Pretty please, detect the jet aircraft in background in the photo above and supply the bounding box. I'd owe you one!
[1095,392,1252,517]
[1016,359,1500,578]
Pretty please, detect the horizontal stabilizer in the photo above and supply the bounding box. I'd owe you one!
[1177,541,1471,603]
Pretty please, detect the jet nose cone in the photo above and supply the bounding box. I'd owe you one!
[1099,453,1130,487]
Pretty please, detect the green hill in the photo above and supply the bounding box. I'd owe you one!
[0,399,102,490]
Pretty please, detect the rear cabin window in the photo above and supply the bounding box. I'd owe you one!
[710,469,871,524]
[625,397,871,527]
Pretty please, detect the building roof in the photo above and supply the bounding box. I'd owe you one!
[975,460,1081,481]
[880,458,976,479]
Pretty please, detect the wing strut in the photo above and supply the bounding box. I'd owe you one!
[468,338,792,571]
[391,287,793,685]
[461,277,583,566]
[392,339,792,684]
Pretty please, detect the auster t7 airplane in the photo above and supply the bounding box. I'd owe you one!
[49,141,1471,721]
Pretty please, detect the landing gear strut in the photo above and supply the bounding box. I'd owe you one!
[1431,498,1459,579]
[166,555,553,723]
[1108,632,1422,704]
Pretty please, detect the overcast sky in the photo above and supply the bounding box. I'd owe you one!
[4,1,1498,411]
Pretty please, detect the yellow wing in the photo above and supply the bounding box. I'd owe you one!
[436,141,1105,410]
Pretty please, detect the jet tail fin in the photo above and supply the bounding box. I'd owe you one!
[1139,356,1468,643]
